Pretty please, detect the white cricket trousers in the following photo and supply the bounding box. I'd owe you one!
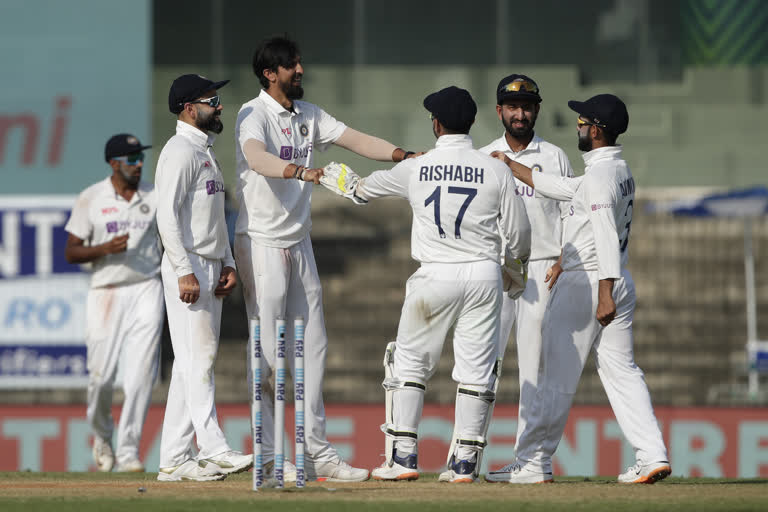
[498,258,557,453]
[234,233,334,463]
[515,268,668,473]
[86,277,163,465]
[159,253,231,467]
[392,261,501,458]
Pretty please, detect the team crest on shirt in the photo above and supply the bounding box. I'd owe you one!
[299,124,309,137]
[531,164,542,173]
[140,204,150,214]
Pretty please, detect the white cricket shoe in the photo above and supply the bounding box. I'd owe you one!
[92,436,115,472]
[264,459,298,483]
[115,457,145,473]
[306,456,370,482]
[437,459,476,483]
[618,461,671,484]
[157,459,226,481]
[484,463,553,484]
[200,450,253,475]
[371,461,419,481]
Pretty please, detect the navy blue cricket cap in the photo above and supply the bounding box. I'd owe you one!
[496,74,542,104]
[104,134,151,162]
[423,86,477,132]
[568,94,629,135]
[168,74,230,114]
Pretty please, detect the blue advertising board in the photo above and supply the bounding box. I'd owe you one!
[0,197,90,387]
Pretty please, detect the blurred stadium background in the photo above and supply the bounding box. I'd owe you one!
[1,0,767,477]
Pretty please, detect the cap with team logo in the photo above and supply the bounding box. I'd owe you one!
[496,74,542,104]
[168,74,230,114]
[423,86,477,132]
[568,93,629,135]
[104,134,151,162]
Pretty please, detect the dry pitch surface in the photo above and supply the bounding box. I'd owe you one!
[1,472,767,512]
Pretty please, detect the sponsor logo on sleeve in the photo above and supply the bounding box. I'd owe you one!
[206,180,225,195]
[591,203,614,211]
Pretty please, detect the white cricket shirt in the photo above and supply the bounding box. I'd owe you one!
[155,121,235,278]
[234,89,347,248]
[533,145,633,280]
[361,134,531,265]
[480,134,573,261]
[65,177,161,289]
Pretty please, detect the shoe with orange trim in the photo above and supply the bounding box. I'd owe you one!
[618,461,671,484]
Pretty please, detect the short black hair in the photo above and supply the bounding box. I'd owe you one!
[252,35,301,89]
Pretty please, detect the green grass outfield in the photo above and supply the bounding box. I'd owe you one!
[1,472,767,512]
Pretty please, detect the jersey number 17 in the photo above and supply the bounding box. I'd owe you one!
[424,186,477,239]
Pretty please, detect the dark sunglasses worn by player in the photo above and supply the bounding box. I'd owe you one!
[112,152,145,165]
[187,95,221,109]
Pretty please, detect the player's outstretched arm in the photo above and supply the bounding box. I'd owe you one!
[334,128,420,162]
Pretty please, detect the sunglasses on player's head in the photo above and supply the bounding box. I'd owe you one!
[187,95,221,109]
[500,79,539,95]
[112,152,145,165]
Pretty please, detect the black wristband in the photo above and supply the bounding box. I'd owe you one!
[293,165,305,180]
[402,151,415,160]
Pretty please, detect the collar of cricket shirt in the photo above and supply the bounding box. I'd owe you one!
[582,145,623,167]
[435,133,474,149]
[176,120,216,149]
[258,89,303,117]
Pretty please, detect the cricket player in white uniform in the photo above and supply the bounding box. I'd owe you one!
[65,134,163,473]
[155,74,252,482]
[486,94,670,484]
[233,36,419,482]
[479,75,573,464]
[341,86,531,483]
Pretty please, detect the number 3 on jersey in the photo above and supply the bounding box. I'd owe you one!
[424,186,477,239]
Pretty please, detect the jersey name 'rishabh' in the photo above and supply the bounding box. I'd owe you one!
[418,165,484,184]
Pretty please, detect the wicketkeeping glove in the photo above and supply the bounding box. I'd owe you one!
[319,162,367,205]
[502,253,528,299]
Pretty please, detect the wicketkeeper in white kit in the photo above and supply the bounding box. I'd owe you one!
[65,133,163,473]
[232,35,420,482]
[317,86,531,483]
[154,74,252,482]
[488,94,671,484]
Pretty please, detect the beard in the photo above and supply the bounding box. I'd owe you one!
[284,81,304,100]
[503,113,536,139]
[578,130,593,151]
[281,71,304,100]
[119,167,140,187]
[196,106,223,134]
